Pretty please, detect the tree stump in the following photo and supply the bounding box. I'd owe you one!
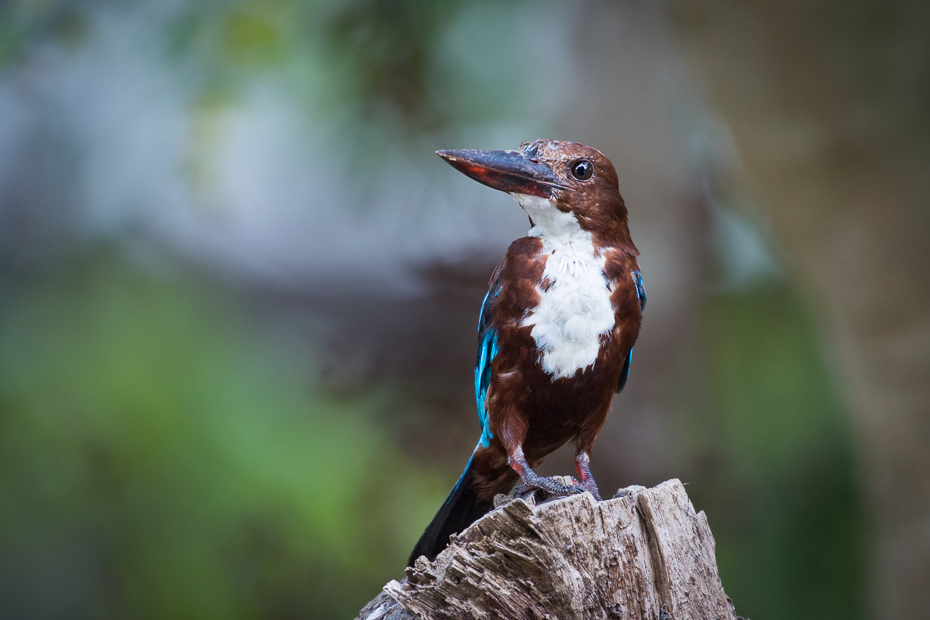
[356,479,739,620]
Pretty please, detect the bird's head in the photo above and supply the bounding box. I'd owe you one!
[437,139,632,247]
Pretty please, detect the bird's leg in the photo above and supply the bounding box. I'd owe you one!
[508,447,582,497]
[574,451,602,501]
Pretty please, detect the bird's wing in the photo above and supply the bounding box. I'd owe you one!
[634,269,646,311]
[616,270,646,394]
[615,349,634,394]
[475,259,506,447]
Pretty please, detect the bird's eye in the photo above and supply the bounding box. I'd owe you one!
[571,160,593,180]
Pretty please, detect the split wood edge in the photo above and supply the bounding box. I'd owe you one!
[357,479,740,620]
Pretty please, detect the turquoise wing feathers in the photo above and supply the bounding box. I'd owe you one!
[475,267,504,448]
[616,270,646,394]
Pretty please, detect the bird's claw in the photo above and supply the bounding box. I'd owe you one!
[515,475,586,501]
[578,481,603,501]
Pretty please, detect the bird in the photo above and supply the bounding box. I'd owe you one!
[409,139,645,566]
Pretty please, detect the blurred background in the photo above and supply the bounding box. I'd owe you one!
[0,0,927,618]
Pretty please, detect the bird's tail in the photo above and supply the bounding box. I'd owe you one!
[408,453,495,567]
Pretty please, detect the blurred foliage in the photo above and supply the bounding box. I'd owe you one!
[0,0,87,64]
[0,253,447,618]
[0,0,870,617]
[0,0,477,133]
[168,0,463,129]
[684,284,865,620]
[1,0,546,140]
[321,0,461,131]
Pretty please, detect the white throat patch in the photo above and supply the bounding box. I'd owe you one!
[512,194,616,379]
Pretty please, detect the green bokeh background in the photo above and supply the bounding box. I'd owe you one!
[0,1,876,618]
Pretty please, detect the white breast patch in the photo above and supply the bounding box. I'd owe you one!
[513,194,616,380]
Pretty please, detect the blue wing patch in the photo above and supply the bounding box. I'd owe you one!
[475,322,497,448]
[615,349,633,393]
[617,271,645,394]
[633,270,646,311]
[474,276,502,448]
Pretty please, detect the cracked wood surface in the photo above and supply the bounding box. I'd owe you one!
[356,479,738,620]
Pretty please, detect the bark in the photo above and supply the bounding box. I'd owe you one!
[356,479,739,620]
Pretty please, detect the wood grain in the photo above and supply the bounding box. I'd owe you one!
[357,479,739,620]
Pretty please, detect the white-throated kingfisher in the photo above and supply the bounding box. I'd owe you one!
[409,139,645,566]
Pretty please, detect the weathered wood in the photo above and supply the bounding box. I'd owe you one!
[356,479,739,620]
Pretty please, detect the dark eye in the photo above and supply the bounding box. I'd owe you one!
[571,160,593,180]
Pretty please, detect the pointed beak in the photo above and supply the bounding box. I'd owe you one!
[436,149,570,198]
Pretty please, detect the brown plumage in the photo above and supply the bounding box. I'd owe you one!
[409,140,644,566]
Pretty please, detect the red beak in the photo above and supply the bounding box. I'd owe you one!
[436,149,569,198]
